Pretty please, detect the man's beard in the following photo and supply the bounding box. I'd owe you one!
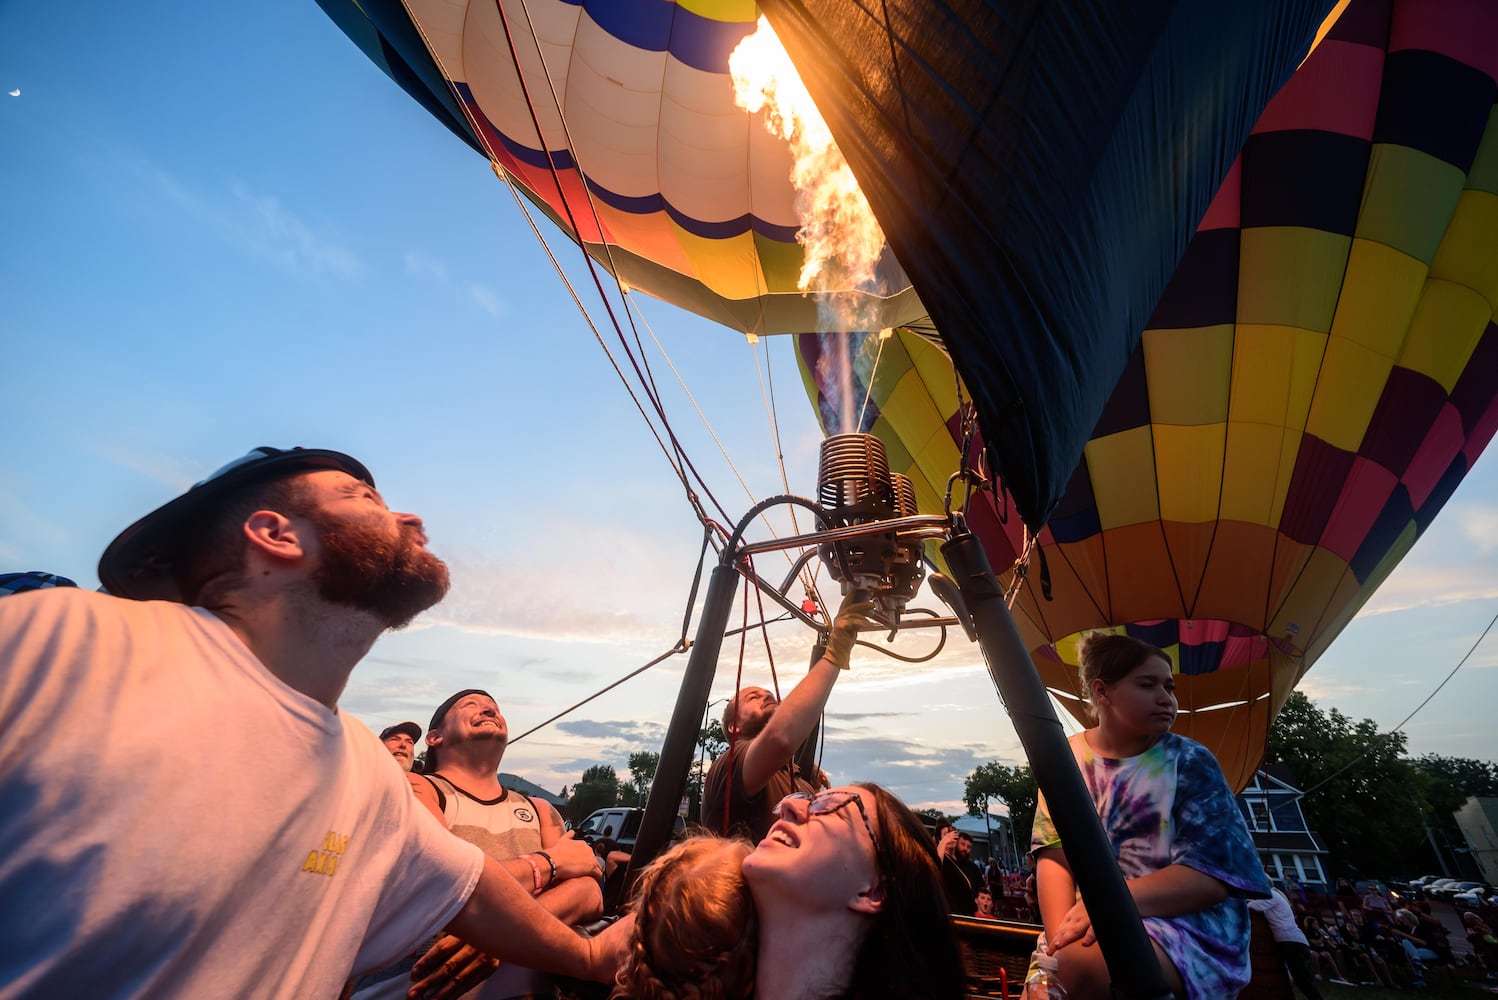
[738,706,773,740]
[308,511,450,629]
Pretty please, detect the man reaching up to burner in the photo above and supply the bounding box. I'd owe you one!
[702,593,873,842]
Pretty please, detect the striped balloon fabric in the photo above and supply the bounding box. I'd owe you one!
[799,0,1498,790]
[0,572,79,597]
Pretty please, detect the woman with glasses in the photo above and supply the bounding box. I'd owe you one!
[1029,633,1269,999]
[741,783,965,1000]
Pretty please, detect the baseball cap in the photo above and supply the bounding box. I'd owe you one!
[379,721,423,742]
[98,446,373,603]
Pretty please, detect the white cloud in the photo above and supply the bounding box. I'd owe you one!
[230,184,362,278]
[137,161,363,280]
[403,250,448,281]
[1458,503,1498,554]
[468,283,504,317]
[399,248,506,317]
[1354,564,1498,618]
[90,444,200,492]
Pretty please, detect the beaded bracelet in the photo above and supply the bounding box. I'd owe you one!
[535,850,558,888]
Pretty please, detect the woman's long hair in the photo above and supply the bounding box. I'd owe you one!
[612,835,758,1000]
[845,783,966,1000]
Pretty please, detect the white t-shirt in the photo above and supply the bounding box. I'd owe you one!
[0,589,485,999]
[1247,888,1308,946]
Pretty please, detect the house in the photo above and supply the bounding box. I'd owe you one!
[955,811,1022,870]
[1236,764,1330,888]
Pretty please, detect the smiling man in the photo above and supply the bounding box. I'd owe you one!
[380,721,423,773]
[406,689,603,1000]
[0,447,620,999]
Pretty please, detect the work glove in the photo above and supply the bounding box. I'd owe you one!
[825,592,875,669]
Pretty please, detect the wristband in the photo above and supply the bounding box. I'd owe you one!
[525,854,545,895]
[535,850,558,887]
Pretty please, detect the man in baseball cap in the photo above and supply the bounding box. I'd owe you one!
[380,721,425,773]
[0,446,621,998]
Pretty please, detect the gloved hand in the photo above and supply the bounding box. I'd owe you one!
[824,593,875,669]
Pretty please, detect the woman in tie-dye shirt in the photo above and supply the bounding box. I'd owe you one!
[1029,634,1268,999]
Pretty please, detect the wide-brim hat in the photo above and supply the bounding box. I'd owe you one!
[98,446,373,602]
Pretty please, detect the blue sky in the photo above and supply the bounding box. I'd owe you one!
[4,1,1496,814]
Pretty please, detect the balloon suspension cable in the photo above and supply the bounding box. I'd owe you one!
[507,643,689,746]
[628,303,807,581]
[409,0,851,605]
[855,329,892,432]
[508,521,717,745]
[467,0,736,531]
[1291,601,1498,804]
[751,333,825,600]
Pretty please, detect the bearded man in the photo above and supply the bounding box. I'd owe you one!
[380,721,423,773]
[0,447,621,999]
[701,593,871,841]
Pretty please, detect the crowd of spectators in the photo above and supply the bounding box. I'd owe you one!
[1274,875,1498,989]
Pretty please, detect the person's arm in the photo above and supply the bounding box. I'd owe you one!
[443,856,619,981]
[1034,847,1078,944]
[489,831,596,891]
[1037,852,1226,954]
[410,875,613,1000]
[408,773,446,823]
[537,873,604,924]
[1124,864,1229,919]
[737,595,872,795]
[537,800,604,924]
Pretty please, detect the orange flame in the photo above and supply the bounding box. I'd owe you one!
[730,16,888,335]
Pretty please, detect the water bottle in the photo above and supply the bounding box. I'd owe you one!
[1024,951,1069,999]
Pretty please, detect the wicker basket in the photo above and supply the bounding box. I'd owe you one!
[953,915,1042,997]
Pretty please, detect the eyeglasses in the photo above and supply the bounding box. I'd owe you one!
[773,789,888,882]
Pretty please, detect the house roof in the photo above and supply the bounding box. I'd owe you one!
[498,772,566,807]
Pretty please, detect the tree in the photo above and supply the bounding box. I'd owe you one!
[1411,754,1498,874]
[916,807,954,827]
[964,761,1037,847]
[698,719,727,761]
[684,719,729,822]
[621,751,660,807]
[567,764,622,822]
[1266,691,1429,877]
[1413,754,1498,814]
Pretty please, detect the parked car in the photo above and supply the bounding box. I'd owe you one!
[1424,877,1463,898]
[574,806,685,854]
[574,806,687,911]
[1452,886,1494,907]
[1431,879,1484,900]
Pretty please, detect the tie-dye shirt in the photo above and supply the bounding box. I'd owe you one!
[1031,731,1269,1000]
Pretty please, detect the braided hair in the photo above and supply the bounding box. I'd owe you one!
[612,835,759,1000]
